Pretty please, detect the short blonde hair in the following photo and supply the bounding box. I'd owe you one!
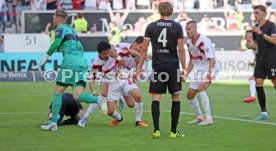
[55,9,68,21]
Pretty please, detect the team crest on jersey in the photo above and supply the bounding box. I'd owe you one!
[55,30,63,38]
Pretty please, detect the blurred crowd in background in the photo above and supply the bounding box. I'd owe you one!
[0,0,276,34]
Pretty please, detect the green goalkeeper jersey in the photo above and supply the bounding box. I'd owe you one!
[46,24,87,68]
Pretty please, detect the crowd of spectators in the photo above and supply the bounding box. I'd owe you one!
[0,0,276,34]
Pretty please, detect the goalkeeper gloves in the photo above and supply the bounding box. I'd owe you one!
[34,54,49,70]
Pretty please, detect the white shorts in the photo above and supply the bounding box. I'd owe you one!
[107,79,138,102]
[189,69,219,90]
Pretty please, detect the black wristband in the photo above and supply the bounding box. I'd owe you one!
[260,33,264,37]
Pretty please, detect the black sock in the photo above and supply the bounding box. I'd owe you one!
[274,86,276,91]
[256,86,266,112]
[171,101,180,133]
[151,100,160,132]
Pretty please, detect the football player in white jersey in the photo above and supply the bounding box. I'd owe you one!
[78,37,148,127]
[243,30,257,103]
[185,20,219,125]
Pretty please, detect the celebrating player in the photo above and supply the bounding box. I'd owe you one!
[78,38,148,127]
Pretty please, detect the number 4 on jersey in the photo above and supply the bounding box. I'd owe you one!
[158,28,168,47]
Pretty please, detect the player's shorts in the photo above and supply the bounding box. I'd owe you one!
[107,79,138,101]
[56,65,87,88]
[149,62,181,94]
[189,69,219,90]
[254,61,276,79]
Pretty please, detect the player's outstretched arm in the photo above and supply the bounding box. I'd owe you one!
[35,38,62,69]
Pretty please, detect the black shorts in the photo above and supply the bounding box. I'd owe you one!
[254,61,276,79]
[149,62,182,94]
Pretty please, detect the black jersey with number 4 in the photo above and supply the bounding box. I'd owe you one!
[144,19,184,67]
[253,21,276,63]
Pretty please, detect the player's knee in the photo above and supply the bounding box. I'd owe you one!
[101,92,107,97]
[128,103,135,108]
[133,95,142,102]
[186,94,194,100]
[107,110,114,116]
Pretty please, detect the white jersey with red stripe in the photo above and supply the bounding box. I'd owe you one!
[88,56,107,80]
[186,34,218,71]
[113,43,139,73]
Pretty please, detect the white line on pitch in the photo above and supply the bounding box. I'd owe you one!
[1,110,276,126]
[144,110,276,126]
[0,112,47,115]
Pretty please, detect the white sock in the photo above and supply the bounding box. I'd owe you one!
[261,112,268,116]
[189,97,203,119]
[120,96,126,103]
[199,91,212,119]
[111,110,122,120]
[135,101,143,122]
[84,103,99,118]
[249,80,256,97]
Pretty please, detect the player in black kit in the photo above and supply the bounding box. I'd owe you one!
[48,93,84,125]
[137,1,186,138]
[248,5,276,120]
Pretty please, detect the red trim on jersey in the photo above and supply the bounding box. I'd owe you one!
[198,42,205,54]
[92,73,96,80]
[192,34,200,45]
[119,52,129,57]
[98,55,104,60]
[92,65,102,71]
[104,61,118,74]
[259,20,269,27]
[190,56,203,60]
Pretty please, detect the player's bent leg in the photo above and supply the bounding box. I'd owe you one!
[198,91,213,125]
[73,86,99,104]
[187,88,203,123]
[124,96,135,108]
[107,101,123,126]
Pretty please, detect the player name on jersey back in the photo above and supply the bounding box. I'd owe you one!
[157,22,172,27]
[158,49,169,53]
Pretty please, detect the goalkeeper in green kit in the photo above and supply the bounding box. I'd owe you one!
[36,9,107,131]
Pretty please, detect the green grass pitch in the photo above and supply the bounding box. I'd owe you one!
[0,81,276,151]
